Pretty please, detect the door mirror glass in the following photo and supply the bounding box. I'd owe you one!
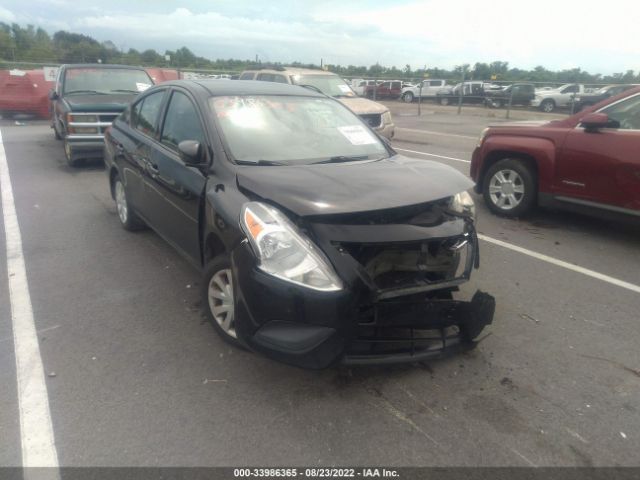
[580,112,610,130]
[178,140,205,165]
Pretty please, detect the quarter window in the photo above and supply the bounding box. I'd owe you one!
[132,91,165,137]
[160,91,206,151]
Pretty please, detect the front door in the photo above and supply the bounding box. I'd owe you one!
[142,88,208,264]
[555,92,640,212]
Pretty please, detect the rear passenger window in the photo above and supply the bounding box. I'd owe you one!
[131,90,165,137]
[160,91,206,152]
[239,72,255,80]
[272,75,288,84]
[257,73,274,82]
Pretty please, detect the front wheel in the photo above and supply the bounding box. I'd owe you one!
[402,92,414,103]
[202,256,245,348]
[64,139,79,167]
[483,158,536,217]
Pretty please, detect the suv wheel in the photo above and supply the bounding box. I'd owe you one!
[113,175,145,231]
[402,92,414,103]
[483,158,536,217]
[540,99,555,113]
[202,256,244,348]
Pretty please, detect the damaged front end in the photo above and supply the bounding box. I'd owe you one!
[232,196,495,369]
[311,198,494,366]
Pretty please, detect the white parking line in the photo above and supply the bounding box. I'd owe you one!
[394,147,471,164]
[479,234,640,295]
[0,130,59,468]
[396,128,477,140]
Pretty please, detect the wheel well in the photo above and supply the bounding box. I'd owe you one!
[541,98,555,105]
[203,233,226,265]
[477,151,539,192]
[109,167,119,199]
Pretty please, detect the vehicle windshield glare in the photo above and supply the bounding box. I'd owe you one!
[210,95,388,165]
[63,68,153,94]
[291,74,356,97]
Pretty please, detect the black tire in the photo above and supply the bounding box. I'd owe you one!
[440,97,450,106]
[112,174,145,231]
[63,138,79,167]
[202,256,246,349]
[402,92,414,103]
[540,99,555,113]
[482,158,537,217]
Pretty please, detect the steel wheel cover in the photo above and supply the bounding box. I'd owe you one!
[115,181,128,223]
[488,169,525,210]
[208,269,236,338]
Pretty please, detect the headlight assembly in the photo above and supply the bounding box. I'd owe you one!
[449,191,476,220]
[240,202,343,292]
[476,127,489,148]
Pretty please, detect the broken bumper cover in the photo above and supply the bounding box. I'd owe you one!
[231,236,495,369]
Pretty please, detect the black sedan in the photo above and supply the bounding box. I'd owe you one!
[104,80,494,369]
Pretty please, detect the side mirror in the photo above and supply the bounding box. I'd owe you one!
[178,140,206,166]
[49,90,59,100]
[580,112,609,131]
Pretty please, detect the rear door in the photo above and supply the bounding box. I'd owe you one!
[555,92,640,212]
[118,89,167,213]
[142,88,209,264]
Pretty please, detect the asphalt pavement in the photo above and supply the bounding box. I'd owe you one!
[0,109,639,467]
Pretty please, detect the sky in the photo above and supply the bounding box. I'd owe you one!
[1,0,639,75]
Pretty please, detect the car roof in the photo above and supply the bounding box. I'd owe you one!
[61,64,148,70]
[243,67,337,76]
[156,79,326,98]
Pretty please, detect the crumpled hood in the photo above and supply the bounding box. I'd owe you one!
[236,155,473,217]
[337,96,388,115]
[63,93,137,112]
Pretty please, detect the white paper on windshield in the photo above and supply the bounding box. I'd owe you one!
[136,82,152,92]
[338,125,377,145]
[338,84,352,93]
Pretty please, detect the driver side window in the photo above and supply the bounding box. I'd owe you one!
[600,94,640,130]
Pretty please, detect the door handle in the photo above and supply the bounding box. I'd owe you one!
[116,144,124,155]
[145,160,159,175]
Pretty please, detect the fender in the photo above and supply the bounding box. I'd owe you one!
[479,135,557,194]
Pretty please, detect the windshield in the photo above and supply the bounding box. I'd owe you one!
[210,95,388,165]
[63,68,153,94]
[290,74,356,97]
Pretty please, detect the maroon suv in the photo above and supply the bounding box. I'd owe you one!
[471,87,640,219]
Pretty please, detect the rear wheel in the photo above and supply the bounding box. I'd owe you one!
[439,97,450,106]
[540,99,555,113]
[113,175,145,231]
[402,92,414,103]
[483,158,536,217]
[53,122,62,140]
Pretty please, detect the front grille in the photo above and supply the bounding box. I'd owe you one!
[343,298,471,364]
[68,112,119,137]
[359,113,382,128]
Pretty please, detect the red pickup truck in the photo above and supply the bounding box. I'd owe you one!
[365,80,403,99]
[471,86,640,220]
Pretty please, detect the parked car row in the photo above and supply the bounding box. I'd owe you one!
[43,63,493,368]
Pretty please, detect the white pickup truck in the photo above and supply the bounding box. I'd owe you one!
[531,83,591,112]
[400,79,448,102]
